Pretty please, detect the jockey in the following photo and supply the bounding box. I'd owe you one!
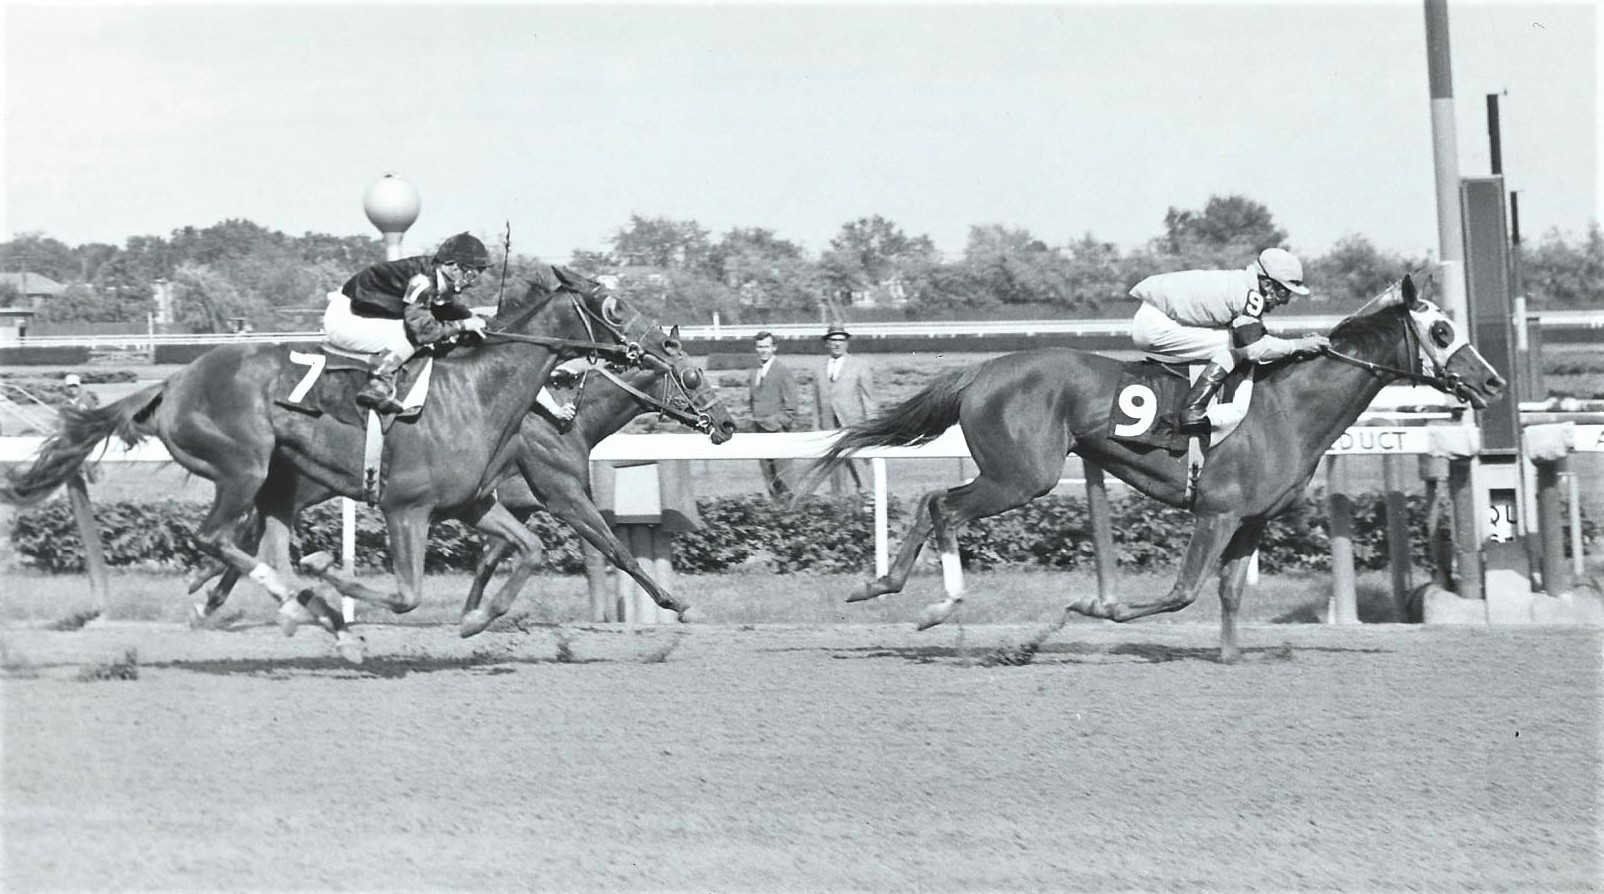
[1129,247,1330,430]
[323,232,493,413]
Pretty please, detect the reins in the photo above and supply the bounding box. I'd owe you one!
[1318,303,1444,388]
[480,291,644,361]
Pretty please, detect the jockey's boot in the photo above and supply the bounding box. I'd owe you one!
[355,350,407,415]
[1179,360,1230,430]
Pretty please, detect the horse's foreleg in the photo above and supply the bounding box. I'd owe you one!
[462,529,517,617]
[550,494,687,616]
[302,504,428,615]
[1069,513,1243,622]
[1216,521,1265,664]
[460,501,544,637]
[849,489,939,603]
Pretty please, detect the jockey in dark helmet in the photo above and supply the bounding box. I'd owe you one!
[322,231,493,413]
[1128,247,1331,431]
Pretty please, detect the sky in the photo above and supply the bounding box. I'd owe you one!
[1,1,1598,264]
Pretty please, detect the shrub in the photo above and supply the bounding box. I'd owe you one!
[12,491,1596,576]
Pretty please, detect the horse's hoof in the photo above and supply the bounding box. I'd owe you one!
[846,580,886,603]
[459,610,494,639]
[188,604,209,630]
[389,599,419,616]
[277,599,313,637]
[915,604,954,631]
[298,551,337,577]
[335,630,365,665]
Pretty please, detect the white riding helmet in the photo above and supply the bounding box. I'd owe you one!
[1255,248,1310,296]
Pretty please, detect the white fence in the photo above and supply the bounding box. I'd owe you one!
[13,309,1603,350]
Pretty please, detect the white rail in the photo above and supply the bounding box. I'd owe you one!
[12,308,1602,350]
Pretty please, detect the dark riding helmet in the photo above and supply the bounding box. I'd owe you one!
[434,232,491,270]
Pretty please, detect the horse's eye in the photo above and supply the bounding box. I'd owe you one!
[1430,320,1455,349]
[600,296,623,325]
[682,367,704,389]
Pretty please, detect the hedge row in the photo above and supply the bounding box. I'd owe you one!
[14,492,1594,576]
[0,346,91,366]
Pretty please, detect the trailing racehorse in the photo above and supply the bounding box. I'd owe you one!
[1,276,682,662]
[798,276,1507,661]
[185,354,739,633]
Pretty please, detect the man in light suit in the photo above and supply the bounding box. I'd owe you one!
[748,330,800,499]
[813,323,877,494]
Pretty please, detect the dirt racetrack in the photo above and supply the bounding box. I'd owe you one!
[2,619,1599,893]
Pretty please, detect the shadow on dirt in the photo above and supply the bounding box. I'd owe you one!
[146,650,600,680]
[832,639,1390,666]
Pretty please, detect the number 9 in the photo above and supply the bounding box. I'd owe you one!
[1114,384,1158,437]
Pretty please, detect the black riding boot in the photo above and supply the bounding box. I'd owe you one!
[1179,360,1231,430]
[355,351,407,414]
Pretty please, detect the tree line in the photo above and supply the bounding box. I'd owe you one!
[1,195,1599,333]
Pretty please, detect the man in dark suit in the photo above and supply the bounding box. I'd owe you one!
[748,330,800,498]
[812,323,877,493]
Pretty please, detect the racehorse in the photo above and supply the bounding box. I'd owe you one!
[183,355,739,634]
[2,275,682,662]
[798,276,1507,662]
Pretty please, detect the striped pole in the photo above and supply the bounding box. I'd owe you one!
[1424,0,1469,326]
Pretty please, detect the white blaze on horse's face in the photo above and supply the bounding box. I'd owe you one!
[1405,297,1506,409]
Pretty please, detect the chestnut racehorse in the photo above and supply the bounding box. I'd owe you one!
[799,277,1507,661]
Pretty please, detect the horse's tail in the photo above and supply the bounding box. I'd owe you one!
[793,365,982,500]
[0,383,165,506]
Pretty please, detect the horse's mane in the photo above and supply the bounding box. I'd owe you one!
[1325,301,1407,359]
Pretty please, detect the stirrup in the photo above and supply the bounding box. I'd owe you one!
[356,384,403,414]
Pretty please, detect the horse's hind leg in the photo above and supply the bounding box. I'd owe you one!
[1215,521,1264,664]
[915,474,1048,630]
[192,482,358,661]
[848,489,939,603]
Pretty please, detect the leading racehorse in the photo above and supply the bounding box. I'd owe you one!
[798,276,1507,661]
[2,274,682,662]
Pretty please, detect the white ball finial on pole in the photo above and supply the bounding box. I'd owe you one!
[344,174,422,621]
[363,173,421,262]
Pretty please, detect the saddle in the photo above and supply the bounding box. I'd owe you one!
[1107,357,1257,454]
[275,345,438,504]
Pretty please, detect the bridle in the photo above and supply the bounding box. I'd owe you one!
[573,360,718,434]
[1318,302,1477,402]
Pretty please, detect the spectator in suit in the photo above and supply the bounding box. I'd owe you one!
[812,323,877,493]
[748,331,800,499]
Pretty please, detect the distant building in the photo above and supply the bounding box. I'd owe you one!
[0,271,68,308]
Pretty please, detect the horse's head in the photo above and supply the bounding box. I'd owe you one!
[1350,275,1507,409]
[648,327,738,444]
[491,268,680,371]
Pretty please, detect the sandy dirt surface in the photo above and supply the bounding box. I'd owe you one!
[1,618,1598,893]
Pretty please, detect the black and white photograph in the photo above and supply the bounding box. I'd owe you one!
[1,2,1599,891]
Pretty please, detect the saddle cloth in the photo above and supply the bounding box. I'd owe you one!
[1108,358,1256,454]
[274,346,433,430]
[274,345,437,505]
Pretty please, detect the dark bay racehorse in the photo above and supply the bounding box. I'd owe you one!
[460,359,737,624]
[185,355,738,634]
[799,277,1507,661]
[2,277,681,662]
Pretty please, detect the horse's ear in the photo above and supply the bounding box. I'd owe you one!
[668,324,681,343]
[1400,275,1416,304]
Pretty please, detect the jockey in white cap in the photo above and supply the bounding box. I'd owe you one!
[1128,247,1330,430]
